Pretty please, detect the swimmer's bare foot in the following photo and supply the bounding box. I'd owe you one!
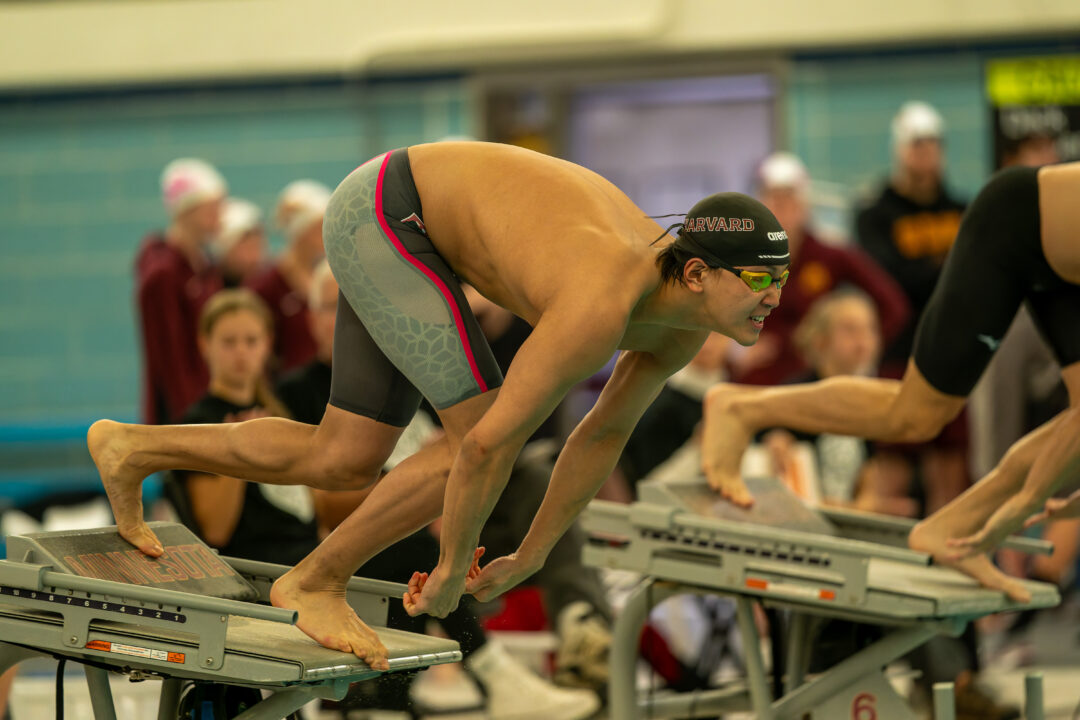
[270,568,389,671]
[87,419,162,557]
[707,471,754,507]
[909,519,1031,604]
[702,384,755,507]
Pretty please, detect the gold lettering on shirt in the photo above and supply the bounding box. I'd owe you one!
[892,211,963,259]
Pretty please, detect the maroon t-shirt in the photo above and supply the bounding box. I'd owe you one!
[245,265,316,375]
[734,230,911,386]
[135,234,223,424]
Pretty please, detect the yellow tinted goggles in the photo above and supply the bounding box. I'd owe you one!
[716,262,789,292]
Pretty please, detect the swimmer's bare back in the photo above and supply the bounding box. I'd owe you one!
[1037,161,1080,284]
[408,142,669,342]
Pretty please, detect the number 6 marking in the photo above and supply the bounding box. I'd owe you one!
[852,692,876,720]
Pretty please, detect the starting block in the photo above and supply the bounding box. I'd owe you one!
[584,476,1060,720]
[0,522,461,719]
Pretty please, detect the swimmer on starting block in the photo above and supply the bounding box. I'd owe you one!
[88,141,790,668]
[701,162,1080,603]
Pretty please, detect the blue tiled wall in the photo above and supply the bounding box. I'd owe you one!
[0,80,472,426]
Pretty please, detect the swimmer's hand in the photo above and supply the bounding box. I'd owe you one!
[465,552,539,603]
[1023,490,1080,529]
[402,548,483,618]
[945,494,1038,560]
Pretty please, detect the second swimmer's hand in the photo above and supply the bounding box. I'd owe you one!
[946,495,1035,560]
[464,552,537,603]
[1024,490,1080,529]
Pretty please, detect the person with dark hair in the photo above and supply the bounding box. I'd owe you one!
[90,141,789,667]
[167,288,314,563]
[1000,130,1061,169]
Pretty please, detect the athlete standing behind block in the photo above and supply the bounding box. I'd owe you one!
[88,141,790,668]
[702,162,1080,603]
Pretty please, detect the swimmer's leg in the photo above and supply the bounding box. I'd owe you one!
[702,360,965,505]
[272,389,498,652]
[89,406,402,556]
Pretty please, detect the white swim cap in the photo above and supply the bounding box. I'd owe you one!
[758,152,809,191]
[211,198,262,259]
[161,158,227,217]
[275,180,331,241]
[892,101,944,147]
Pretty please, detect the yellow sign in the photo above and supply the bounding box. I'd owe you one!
[986,56,1080,106]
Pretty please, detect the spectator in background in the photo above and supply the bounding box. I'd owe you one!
[763,289,916,516]
[855,102,970,515]
[856,101,966,369]
[135,158,226,424]
[166,289,317,564]
[247,180,330,375]
[730,152,909,385]
[1000,130,1061,169]
[212,198,267,288]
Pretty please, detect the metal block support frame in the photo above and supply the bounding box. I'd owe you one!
[84,664,119,720]
[1025,671,1045,720]
[933,682,956,720]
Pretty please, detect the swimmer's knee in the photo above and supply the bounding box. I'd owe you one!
[884,406,953,444]
[311,453,382,491]
[307,434,387,490]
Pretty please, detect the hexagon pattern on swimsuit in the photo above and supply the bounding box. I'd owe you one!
[322,153,489,409]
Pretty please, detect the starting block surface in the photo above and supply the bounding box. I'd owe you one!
[6,522,257,600]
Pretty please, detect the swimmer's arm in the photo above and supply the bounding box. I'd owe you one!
[437,304,628,577]
[514,343,700,570]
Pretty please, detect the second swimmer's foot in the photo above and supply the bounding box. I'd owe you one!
[706,472,754,508]
[701,384,756,507]
[87,419,162,557]
[270,570,389,670]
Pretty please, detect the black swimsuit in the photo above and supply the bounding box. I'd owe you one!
[913,166,1080,396]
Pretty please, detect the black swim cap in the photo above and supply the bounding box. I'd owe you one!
[673,192,790,267]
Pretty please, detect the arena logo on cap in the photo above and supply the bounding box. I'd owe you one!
[685,217,755,233]
[768,231,788,242]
